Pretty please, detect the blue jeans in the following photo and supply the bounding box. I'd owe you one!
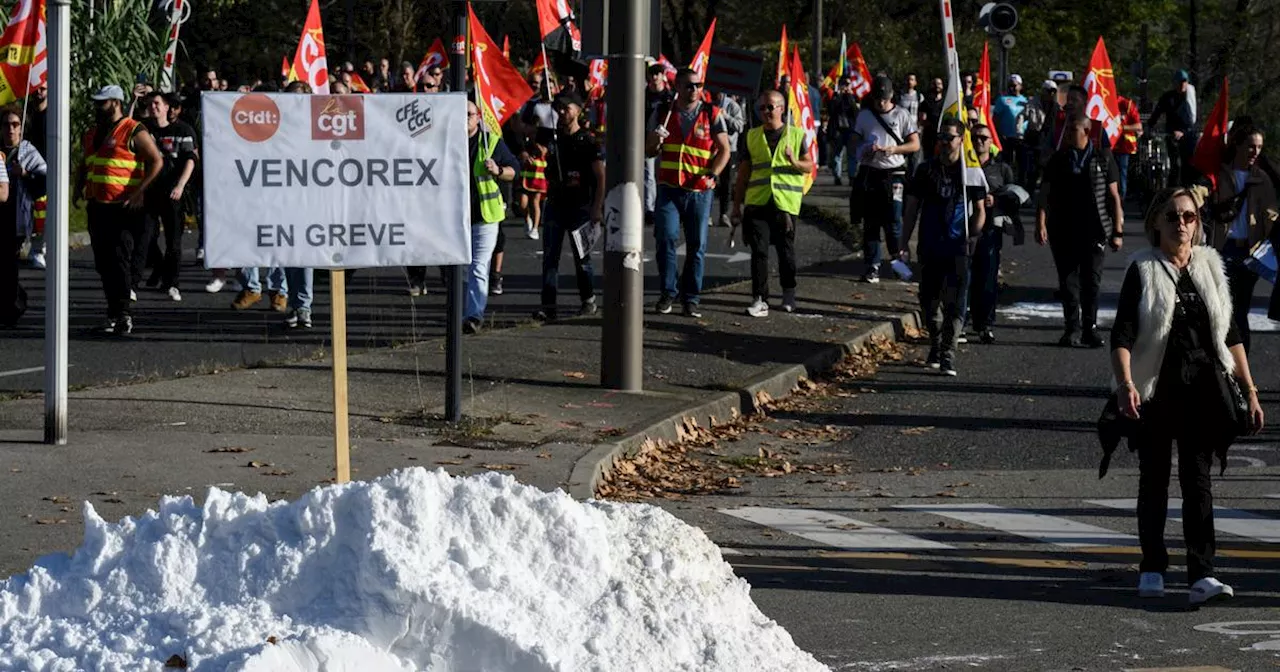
[285,268,312,312]
[541,201,595,309]
[1115,153,1131,201]
[464,223,500,321]
[654,185,713,304]
[828,128,854,179]
[643,157,657,214]
[240,266,287,294]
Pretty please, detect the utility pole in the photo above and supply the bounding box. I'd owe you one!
[46,0,70,445]
[811,0,823,87]
[446,0,468,421]
[600,0,647,391]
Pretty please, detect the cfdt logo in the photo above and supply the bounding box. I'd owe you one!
[230,94,280,143]
[311,95,365,140]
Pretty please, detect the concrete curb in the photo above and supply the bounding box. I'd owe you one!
[567,309,922,500]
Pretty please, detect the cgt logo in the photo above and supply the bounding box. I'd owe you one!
[311,95,365,141]
[231,94,280,143]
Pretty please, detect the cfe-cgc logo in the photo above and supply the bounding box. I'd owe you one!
[395,99,433,138]
[311,95,365,141]
[231,94,280,143]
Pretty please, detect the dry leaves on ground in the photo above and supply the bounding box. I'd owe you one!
[563,371,587,379]
[206,446,253,454]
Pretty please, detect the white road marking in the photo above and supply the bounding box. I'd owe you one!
[999,302,1280,332]
[1090,499,1280,543]
[896,503,1138,547]
[0,366,44,378]
[720,506,954,551]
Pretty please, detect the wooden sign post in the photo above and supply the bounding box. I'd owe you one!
[331,269,351,483]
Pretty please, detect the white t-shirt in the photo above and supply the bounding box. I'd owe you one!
[854,104,918,171]
[1229,169,1250,240]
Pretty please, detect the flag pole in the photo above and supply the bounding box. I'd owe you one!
[540,41,563,181]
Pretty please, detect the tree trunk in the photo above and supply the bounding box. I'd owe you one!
[1188,0,1199,83]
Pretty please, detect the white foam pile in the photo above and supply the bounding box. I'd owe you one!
[0,468,828,672]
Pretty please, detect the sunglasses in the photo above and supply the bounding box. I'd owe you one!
[758,104,779,112]
[938,133,960,143]
[683,82,704,90]
[974,135,992,143]
[1165,210,1199,225]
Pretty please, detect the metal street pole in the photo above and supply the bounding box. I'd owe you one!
[600,0,646,391]
[812,0,822,86]
[446,0,467,421]
[45,0,70,445]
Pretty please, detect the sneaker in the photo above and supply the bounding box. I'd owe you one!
[978,328,995,344]
[463,318,481,334]
[1081,329,1106,349]
[205,277,226,293]
[718,214,732,228]
[285,309,312,329]
[926,347,941,369]
[746,297,769,318]
[781,289,797,313]
[93,318,118,335]
[682,302,703,318]
[270,292,288,313]
[231,290,263,310]
[525,219,536,239]
[1188,577,1233,606]
[1058,331,1082,348]
[491,272,504,296]
[655,295,674,315]
[1137,572,1165,598]
[529,227,540,241]
[129,289,137,302]
[407,284,424,297]
[195,248,205,261]
[579,297,598,316]
[957,331,969,344]
[533,308,556,322]
[167,287,182,302]
[30,251,45,269]
[863,271,881,284]
[117,314,133,336]
[939,356,957,377]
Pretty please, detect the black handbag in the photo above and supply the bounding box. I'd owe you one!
[1097,393,1141,478]
[1216,366,1251,438]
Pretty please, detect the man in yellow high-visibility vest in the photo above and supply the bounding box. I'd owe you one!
[730,90,813,318]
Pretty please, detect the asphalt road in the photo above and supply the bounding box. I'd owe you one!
[0,202,848,393]
[643,203,1280,671]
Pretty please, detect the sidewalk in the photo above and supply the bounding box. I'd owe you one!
[0,179,922,575]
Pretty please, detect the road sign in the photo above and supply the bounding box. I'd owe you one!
[706,45,764,100]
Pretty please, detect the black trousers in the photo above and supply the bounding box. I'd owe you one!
[715,152,737,219]
[129,210,156,290]
[1222,246,1259,353]
[1136,383,1223,583]
[919,254,969,357]
[1048,238,1104,333]
[969,225,1003,331]
[0,235,25,326]
[146,195,185,290]
[744,203,797,301]
[88,202,147,319]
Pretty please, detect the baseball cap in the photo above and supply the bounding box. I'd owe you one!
[91,85,126,102]
[1008,73,1022,86]
[872,75,894,100]
[1041,80,1058,91]
[1174,69,1189,82]
[554,91,585,109]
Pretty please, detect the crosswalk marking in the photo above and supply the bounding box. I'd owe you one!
[1088,499,1280,543]
[720,506,955,551]
[895,503,1139,547]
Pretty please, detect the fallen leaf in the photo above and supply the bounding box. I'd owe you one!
[536,452,552,459]
[164,654,188,669]
[42,495,70,504]
[899,426,935,436]
[35,518,67,525]
[479,463,524,471]
[262,469,292,477]
[267,636,278,645]
[102,498,124,504]
[586,401,615,408]
[435,459,464,466]
[563,371,587,379]
[206,446,253,454]
[245,461,272,468]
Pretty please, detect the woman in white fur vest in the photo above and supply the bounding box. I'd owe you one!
[1109,187,1265,606]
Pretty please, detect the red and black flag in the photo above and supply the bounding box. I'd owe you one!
[536,0,581,54]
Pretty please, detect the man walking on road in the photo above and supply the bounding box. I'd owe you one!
[534,94,604,322]
[712,89,746,228]
[142,92,197,302]
[900,118,985,376]
[731,90,813,318]
[827,76,860,186]
[463,99,520,334]
[850,75,920,283]
[970,123,1015,344]
[1036,115,1124,348]
[76,84,163,336]
[646,67,732,318]
[1112,95,1142,201]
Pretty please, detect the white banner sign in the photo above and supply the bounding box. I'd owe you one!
[202,92,471,269]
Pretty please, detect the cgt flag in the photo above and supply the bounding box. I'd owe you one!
[847,43,871,98]
[974,42,1002,153]
[1083,36,1122,146]
[689,18,716,80]
[0,0,45,104]
[587,58,607,99]
[469,4,534,133]
[1191,77,1229,190]
[536,0,581,54]
[349,72,371,93]
[288,0,329,94]
[786,47,818,193]
[938,0,988,192]
[416,37,449,82]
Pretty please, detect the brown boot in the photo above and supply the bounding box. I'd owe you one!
[231,290,263,310]
[269,291,288,313]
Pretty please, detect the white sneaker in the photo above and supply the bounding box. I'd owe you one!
[530,227,540,241]
[205,277,226,293]
[129,289,137,302]
[167,287,182,302]
[781,289,797,313]
[746,298,769,318]
[29,252,45,269]
[1137,572,1164,598]
[196,248,205,261]
[1188,577,1233,605]
[525,219,535,238]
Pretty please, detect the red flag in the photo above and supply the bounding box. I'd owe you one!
[416,37,450,82]
[349,71,371,93]
[689,18,716,80]
[975,42,1002,152]
[775,25,788,88]
[469,4,534,132]
[502,35,510,59]
[1083,36,1122,145]
[536,0,581,53]
[281,56,290,79]
[847,43,871,98]
[289,0,329,94]
[786,47,818,191]
[657,54,677,85]
[0,0,45,103]
[1192,77,1229,191]
[587,58,608,99]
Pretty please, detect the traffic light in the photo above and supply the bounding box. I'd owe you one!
[978,3,1018,34]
